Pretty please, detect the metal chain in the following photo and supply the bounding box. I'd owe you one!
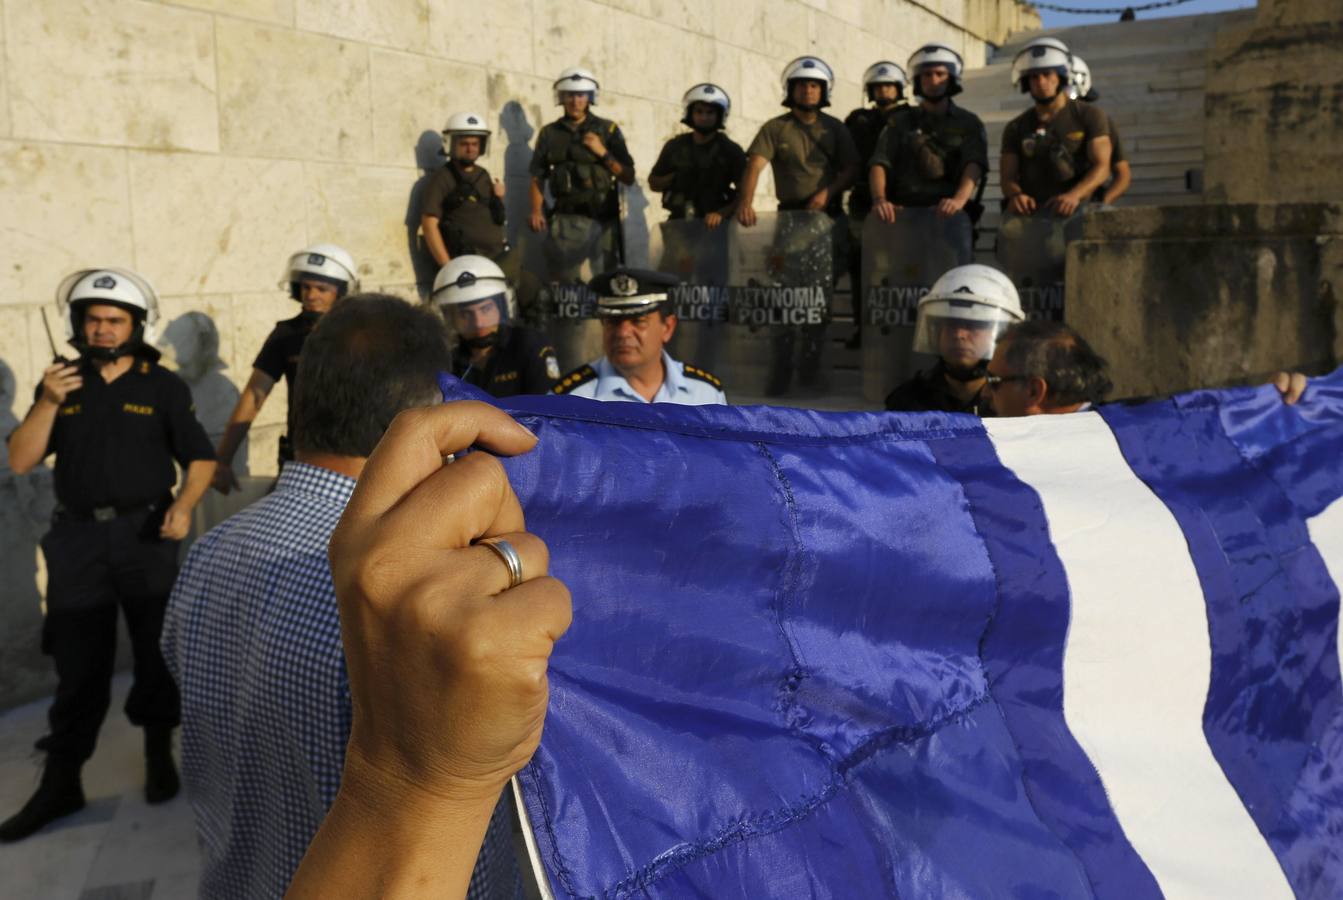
[1022,0,1198,14]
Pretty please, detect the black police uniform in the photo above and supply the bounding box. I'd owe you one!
[843,105,901,221]
[884,360,993,416]
[648,132,746,220]
[253,310,318,464]
[31,354,215,765]
[843,103,902,342]
[454,326,561,398]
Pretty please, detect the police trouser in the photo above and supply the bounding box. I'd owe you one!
[543,214,619,284]
[36,507,181,763]
[846,213,867,333]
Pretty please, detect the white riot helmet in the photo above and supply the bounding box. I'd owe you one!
[1012,43,1072,95]
[431,255,515,348]
[907,44,965,98]
[780,56,834,108]
[680,83,731,129]
[443,111,492,157]
[912,264,1024,367]
[862,61,908,103]
[554,66,600,106]
[56,267,162,360]
[1069,54,1095,101]
[281,243,359,302]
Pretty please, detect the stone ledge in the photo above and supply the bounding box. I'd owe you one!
[1077,203,1343,242]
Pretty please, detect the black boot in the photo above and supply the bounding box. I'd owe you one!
[0,756,86,842]
[144,726,180,805]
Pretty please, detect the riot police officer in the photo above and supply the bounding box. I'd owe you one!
[420,112,507,266]
[212,243,358,491]
[737,56,859,395]
[1000,41,1112,219]
[1068,55,1131,205]
[843,61,908,346]
[2,268,216,842]
[884,263,1024,415]
[648,83,746,229]
[430,255,561,397]
[869,44,988,226]
[529,67,636,279]
[552,268,726,404]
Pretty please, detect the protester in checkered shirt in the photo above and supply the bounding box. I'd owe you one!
[161,294,522,899]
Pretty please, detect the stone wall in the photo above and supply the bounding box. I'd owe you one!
[1065,0,1342,401]
[0,0,1034,708]
[1203,0,1343,204]
[1067,203,1342,400]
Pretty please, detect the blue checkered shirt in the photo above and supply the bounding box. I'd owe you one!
[162,462,521,899]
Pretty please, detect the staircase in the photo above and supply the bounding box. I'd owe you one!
[958,8,1256,259]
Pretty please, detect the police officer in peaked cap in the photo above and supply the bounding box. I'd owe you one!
[552,268,726,405]
[212,243,359,491]
[2,268,216,842]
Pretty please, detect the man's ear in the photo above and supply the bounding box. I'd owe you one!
[662,314,678,345]
[1027,375,1049,409]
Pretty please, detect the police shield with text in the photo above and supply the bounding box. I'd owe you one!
[2,268,216,842]
[420,112,507,265]
[213,243,358,491]
[884,263,1025,415]
[431,255,560,398]
[552,268,726,405]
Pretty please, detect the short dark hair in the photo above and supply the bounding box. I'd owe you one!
[292,293,451,458]
[1000,320,1113,406]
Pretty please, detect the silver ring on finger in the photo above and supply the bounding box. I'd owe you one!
[477,537,524,589]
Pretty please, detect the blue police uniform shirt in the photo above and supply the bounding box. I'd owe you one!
[566,351,726,405]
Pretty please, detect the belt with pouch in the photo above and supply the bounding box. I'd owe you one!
[55,500,160,523]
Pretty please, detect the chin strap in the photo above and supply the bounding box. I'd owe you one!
[71,340,161,364]
[943,361,988,383]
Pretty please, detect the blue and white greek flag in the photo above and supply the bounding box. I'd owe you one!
[444,368,1343,899]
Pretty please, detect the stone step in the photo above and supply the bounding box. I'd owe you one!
[982,87,1203,111]
[977,100,1204,128]
[965,61,1207,90]
[994,9,1254,57]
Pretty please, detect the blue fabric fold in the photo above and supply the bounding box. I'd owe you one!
[433,368,1343,899]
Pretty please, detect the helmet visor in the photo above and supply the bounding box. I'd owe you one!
[439,292,510,346]
[912,302,1019,366]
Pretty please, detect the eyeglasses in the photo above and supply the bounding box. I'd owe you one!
[984,374,1030,390]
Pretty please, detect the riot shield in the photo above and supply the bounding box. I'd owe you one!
[532,213,613,371]
[655,219,731,374]
[995,210,1085,322]
[860,209,973,404]
[725,210,837,401]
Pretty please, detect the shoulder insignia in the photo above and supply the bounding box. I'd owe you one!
[682,364,722,389]
[138,361,151,374]
[552,364,597,395]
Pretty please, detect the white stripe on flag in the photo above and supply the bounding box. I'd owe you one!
[985,413,1292,900]
[1307,496,1343,711]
